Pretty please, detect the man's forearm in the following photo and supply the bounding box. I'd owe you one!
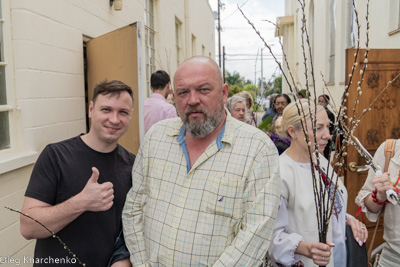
[20,196,84,239]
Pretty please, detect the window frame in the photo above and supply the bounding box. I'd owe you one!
[0,2,11,151]
[145,0,155,96]
[0,0,37,174]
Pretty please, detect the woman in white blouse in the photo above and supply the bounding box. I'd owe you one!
[268,99,367,266]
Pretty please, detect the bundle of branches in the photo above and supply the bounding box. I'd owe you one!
[240,0,399,266]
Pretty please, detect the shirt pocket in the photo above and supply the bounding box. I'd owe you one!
[202,175,243,220]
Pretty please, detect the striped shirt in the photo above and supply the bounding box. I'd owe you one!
[122,111,280,266]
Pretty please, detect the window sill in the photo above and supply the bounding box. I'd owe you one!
[389,28,400,36]
[0,151,38,174]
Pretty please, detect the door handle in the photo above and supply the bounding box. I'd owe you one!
[348,162,369,172]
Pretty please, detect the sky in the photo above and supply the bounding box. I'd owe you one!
[208,0,285,85]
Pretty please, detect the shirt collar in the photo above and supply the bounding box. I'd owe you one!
[151,92,167,101]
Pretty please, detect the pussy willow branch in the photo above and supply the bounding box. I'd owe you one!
[239,6,318,190]
[298,0,328,243]
[241,1,329,246]
[238,6,294,95]
[337,0,362,119]
[334,0,372,185]
[5,206,85,267]
[262,18,300,98]
[357,73,400,122]
[349,0,370,131]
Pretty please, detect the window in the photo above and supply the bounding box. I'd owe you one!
[309,0,314,60]
[175,18,182,67]
[347,1,357,48]
[0,2,10,150]
[145,0,155,93]
[307,0,314,86]
[389,0,400,34]
[328,0,336,84]
[191,34,196,56]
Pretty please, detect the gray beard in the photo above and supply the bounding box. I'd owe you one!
[181,105,225,138]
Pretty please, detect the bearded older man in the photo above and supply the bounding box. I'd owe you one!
[122,56,280,266]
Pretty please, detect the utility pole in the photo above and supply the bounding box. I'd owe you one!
[223,46,226,83]
[217,0,222,67]
[254,48,260,87]
[260,47,264,100]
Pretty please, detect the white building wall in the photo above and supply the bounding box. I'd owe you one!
[154,0,214,76]
[0,0,214,262]
[281,0,400,105]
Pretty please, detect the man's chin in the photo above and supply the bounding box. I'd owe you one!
[188,116,204,124]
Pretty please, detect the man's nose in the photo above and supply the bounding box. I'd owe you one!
[188,91,200,105]
[109,111,119,123]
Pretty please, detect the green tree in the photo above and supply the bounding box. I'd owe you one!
[225,70,244,87]
[273,76,282,93]
[229,84,242,96]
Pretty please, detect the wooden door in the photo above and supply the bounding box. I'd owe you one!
[86,23,142,154]
[344,49,400,250]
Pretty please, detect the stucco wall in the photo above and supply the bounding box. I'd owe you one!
[0,0,215,262]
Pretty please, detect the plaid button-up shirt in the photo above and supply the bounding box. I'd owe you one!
[123,111,280,266]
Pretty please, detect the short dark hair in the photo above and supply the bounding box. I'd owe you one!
[151,70,170,90]
[319,94,330,102]
[92,80,134,104]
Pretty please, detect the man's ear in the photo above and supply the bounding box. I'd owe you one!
[88,101,94,119]
[222,83,229,104]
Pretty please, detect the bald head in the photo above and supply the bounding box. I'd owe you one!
[174,56,223,86]
[172,56,229,138]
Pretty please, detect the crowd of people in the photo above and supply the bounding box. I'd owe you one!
[20,56,399,267]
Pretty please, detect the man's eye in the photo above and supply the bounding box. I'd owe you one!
[178,91,188,96]
[102,108,111,112]
[199,88,210,93]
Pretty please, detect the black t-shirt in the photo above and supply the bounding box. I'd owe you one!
[25,136,135,266]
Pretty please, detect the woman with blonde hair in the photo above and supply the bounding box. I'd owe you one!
[268,99,367,266]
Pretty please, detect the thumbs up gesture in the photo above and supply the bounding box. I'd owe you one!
[78,167,114,212]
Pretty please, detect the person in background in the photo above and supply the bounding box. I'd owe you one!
[20,80,135,267]
[356,139,400,266]
[318,94,335,159]
[144,70,177,133]
[123,56,280,266]
[297,89,309,99]
[272,93,291,125]
[269,116,291,155]
[268,99,367,267]
[262,93,278,121]
[236,90,262,127]
[226,95,248,122]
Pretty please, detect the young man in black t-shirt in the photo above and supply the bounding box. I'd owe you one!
[21,80,135,267]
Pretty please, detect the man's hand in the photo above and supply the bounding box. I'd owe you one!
[74,167,114,212]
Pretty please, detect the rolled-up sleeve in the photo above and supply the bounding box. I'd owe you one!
[269,197,303,266]
[355,142,386,222]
